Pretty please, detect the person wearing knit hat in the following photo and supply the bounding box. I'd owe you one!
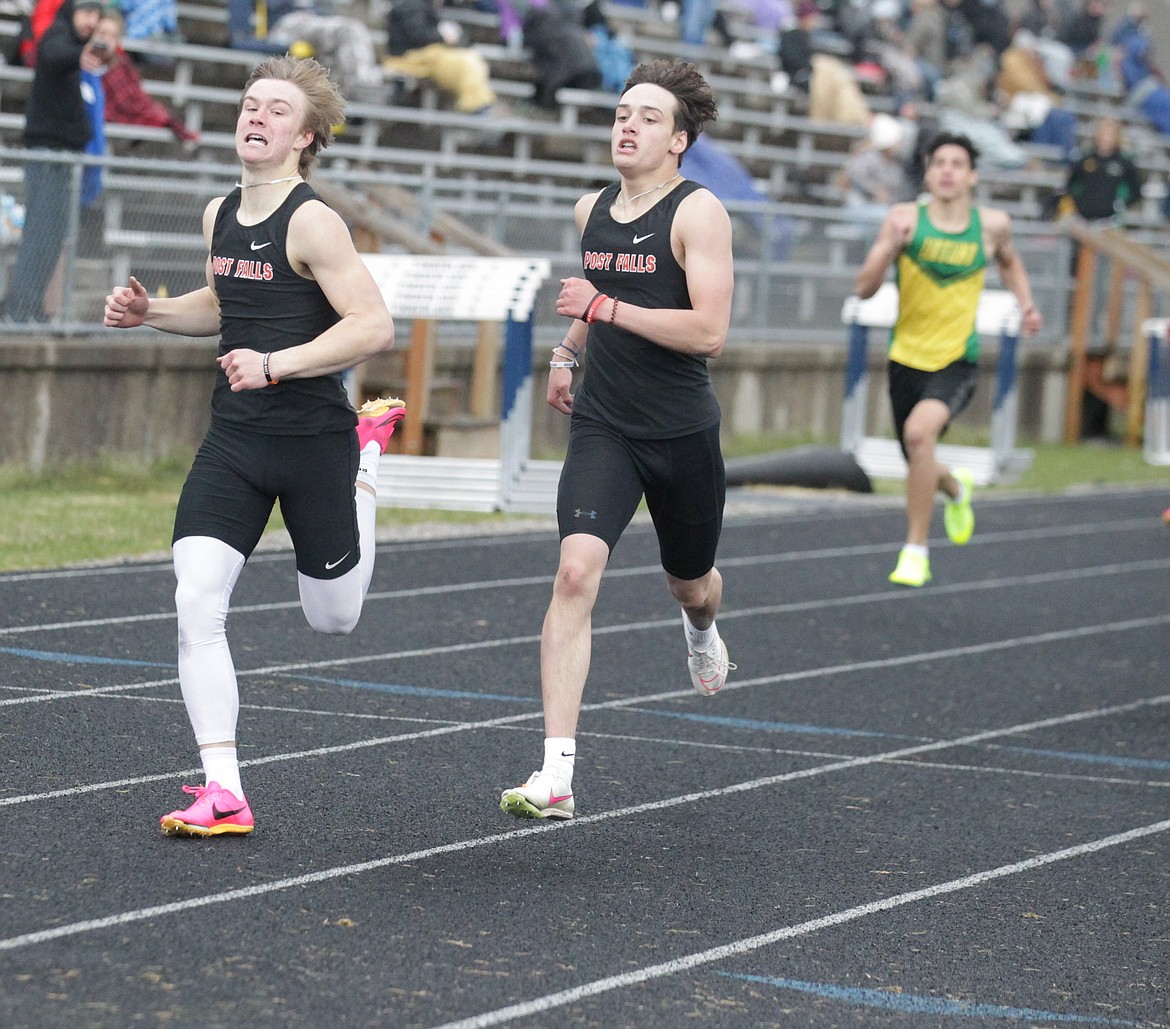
[1,0,105,323]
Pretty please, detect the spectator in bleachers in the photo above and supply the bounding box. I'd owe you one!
[227,0,286,53]
[777,0,817,91]
[19,0,64,65]
[116,0,178,41]
[779,0,871,121]
[807,48,871,124]
[382,0,498,113]
[1108,6,1170,137]
[905,0,947,100]
[79,7,118,207]
[995,28,1055,102]
[584,0,636,93]
[43,5,118,320]
[228,0,386,104]
[1057,115,1143,436]
[493,0,603,110]
[838,111,914,217]
[102,12,200,142]
[1108,2,1146,50]
[2,0,104,323]
[954,0,1012,54]
[268,1,386,104]
[1059,0,1105,59]
[674,0,735,49]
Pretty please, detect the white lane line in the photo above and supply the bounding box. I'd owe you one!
[3,699,1169,951]
[0,519,1161,637]
[3,560,1168,705]
[3,612,1169,805]
[6,684,1168,810]
[427,818,1170,1029]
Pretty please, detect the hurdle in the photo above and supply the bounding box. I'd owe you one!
[1140,318,1170,466]
[839,282,1032,485]
[361,254,557,513]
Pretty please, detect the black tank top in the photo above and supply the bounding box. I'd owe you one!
[573,178,721,439]
[209,182,353,435]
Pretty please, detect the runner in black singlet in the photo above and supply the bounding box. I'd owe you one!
[104,56,402,837]
[500,59,735,822]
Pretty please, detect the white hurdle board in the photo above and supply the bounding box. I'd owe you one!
[840,283,1032,485]
[360,254,556,513]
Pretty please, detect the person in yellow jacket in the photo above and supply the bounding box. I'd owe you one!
[854,131,1043,586]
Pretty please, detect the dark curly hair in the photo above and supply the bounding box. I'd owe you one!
[923,131,980,169]
[621,58,718,156]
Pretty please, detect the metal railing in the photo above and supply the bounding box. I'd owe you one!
[0,145,1120,348]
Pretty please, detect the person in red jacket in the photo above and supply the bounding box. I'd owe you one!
[102,33,200,142]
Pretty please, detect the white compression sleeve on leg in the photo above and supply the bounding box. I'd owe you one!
[173,536,247,745]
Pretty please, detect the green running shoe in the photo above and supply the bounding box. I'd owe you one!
[889,547,931,587]
[944,468,975,545]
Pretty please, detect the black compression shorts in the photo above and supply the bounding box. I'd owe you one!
[556,418,725,581]
[173,422,360,579]
[888,358,978,457]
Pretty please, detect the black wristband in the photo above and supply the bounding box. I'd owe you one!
[579,291,603,322]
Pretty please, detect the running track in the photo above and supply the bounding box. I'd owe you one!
[1,485,1167,1028]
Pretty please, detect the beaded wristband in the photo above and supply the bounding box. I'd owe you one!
[609,298,619,324]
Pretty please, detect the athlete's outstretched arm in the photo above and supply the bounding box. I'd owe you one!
[103,198,223,336]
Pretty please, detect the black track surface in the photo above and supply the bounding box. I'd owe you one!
[1,485,1168,1028]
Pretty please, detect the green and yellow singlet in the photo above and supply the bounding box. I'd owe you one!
[890,203,986,371]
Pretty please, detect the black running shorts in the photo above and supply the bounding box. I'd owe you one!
[887,358,978,456]
[556,418,725,582]
[173,422,360,579]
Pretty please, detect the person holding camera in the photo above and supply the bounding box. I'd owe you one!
[1,0,106,324]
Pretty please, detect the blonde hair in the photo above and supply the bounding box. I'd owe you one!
[242,56,344,178]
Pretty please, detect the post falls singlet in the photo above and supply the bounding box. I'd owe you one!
[210,182,353,434]
[890,203,986,371]
[573,179,721,439]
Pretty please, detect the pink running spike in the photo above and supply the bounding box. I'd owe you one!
[160,781,254,837]
[356,397,407,454]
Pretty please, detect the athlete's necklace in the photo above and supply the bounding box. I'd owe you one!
[613,174,680,207]
[235,174,301,188]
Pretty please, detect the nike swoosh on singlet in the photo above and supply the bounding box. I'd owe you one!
[250,241,272,250]
[324,552,351,571]
[212,803,246,820]
[632,233,655,245]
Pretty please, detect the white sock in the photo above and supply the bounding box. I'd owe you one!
[200,746,243,799]
[949,480,970,505]
[357,441,381,495]
[542,737,576,786]
[902,543,928,559]
[682,609,716,652]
